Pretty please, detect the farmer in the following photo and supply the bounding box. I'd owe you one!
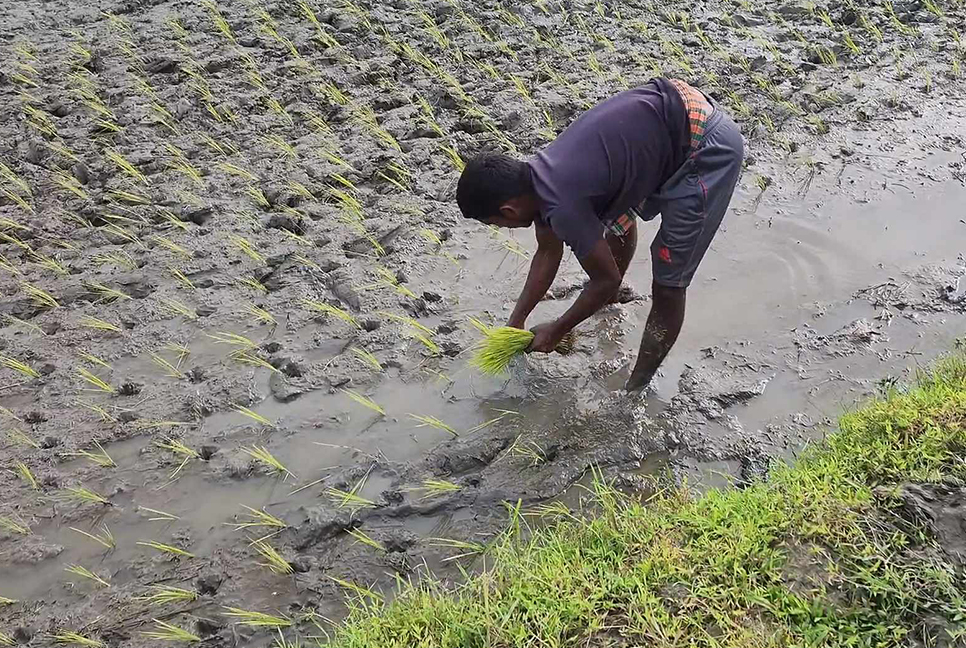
[456,78,743,391]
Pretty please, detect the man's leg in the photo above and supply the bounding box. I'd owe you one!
[625,110,744,391]
[626,282,685,391]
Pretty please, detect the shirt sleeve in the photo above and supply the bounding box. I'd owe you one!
[545,203,605,260]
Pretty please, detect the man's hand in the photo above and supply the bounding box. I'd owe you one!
[527,321,566,353]
[506,222,563,330]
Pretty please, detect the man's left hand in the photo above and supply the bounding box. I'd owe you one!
[527,321,566,353]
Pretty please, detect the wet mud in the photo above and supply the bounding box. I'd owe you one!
[1,0,965,644]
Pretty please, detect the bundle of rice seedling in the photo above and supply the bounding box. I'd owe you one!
[469,325,577,375]
[469,326,534,375]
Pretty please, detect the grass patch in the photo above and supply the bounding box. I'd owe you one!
[335,352,966,647]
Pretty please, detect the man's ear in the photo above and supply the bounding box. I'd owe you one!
[498,202,519,220]
[499,196,527,221]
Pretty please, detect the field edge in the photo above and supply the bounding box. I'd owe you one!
[333,348,966,647]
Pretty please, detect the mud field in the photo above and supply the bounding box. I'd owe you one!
[1,0,965,644]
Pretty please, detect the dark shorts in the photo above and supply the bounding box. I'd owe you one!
[608,106,744,288]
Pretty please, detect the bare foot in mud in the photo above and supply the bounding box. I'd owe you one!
[609,284,644,305]
[624,372,653,393]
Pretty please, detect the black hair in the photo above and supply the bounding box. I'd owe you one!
[456,154,530,221]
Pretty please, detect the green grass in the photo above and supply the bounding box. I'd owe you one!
[334,352,966,647]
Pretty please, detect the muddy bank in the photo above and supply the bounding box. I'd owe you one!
[1,0,965,644]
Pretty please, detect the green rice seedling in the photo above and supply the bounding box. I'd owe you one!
[21,282,59,308]
[69,524,115,549]
[86,282,131,304]
[408,414,458,437]
[227,505,287,532]
[99,223,142,246]
[150,352,186,379]
[65,564,110,588]
[71,441,116,468]
[216,162,259,182]
[0,231,30,251]
[510,440,546,467]
[51,632,104,647]
[439,144,465,172]
[137,540,194,558]
[287,181,314,202]
[142,620,200,642]
[301,299,359,328]
[7,427,39,448]
[156,437,199,477]
[203,0,236,43]
[262,135,297,160]
[347,527,384,551]
[0,515,30,535]
[244,185,271,210]
[229,234,265,262]
[428,537,486,561]
[372,266,416,298]
[407,330,441,356]
[160,298,198,321]
[377,311,433,335]
[350,347,382,371]
[163,342,191,367]
[105,149,147,184]
[138,506,179,521]
[469,326,535,375]
[62,486,109,505]
[137,585,198,605]
[77,400,116,423]
[242,446,295,480]
[237,276,267,293]
[328,575,384,602]
[15,462,40,489]
[94,249,138,270]
[158,209,189,233]
[232,404,273,426]
[245,303,277,325]
[341,389,385,416]
[253,539,294,574]
[326,468,377,510]
[0,406,22,421]
[168,266,195,290]
[406,479,461,500]
[1,188,33,213]
[107,189,150,205]
[78,316,121,333]
[0,596,16,606]
[0,253,22,277]
[52,170,89,199]
[279,228,313,248]
[233,351,282,374]
[76,368,116,394]
[326,485,377,510]
[78,352,112,371]
[843,31,861,55]
[224,608,292,629]
[0,632,13,646]
[1,355,40,379]
[208,331,257,350]
[151,235,191,258]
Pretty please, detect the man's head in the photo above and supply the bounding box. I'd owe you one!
[456,154,538,228]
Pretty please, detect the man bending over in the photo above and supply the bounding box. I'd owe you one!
[456,78,743,391]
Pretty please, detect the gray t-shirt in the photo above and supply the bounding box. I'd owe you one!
[527,78,689,259]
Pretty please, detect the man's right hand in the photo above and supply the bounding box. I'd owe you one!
[505,221,563,330]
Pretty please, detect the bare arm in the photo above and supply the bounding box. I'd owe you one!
[507,221,564,328]
[528,237,622,352]
[625,282,686,391]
